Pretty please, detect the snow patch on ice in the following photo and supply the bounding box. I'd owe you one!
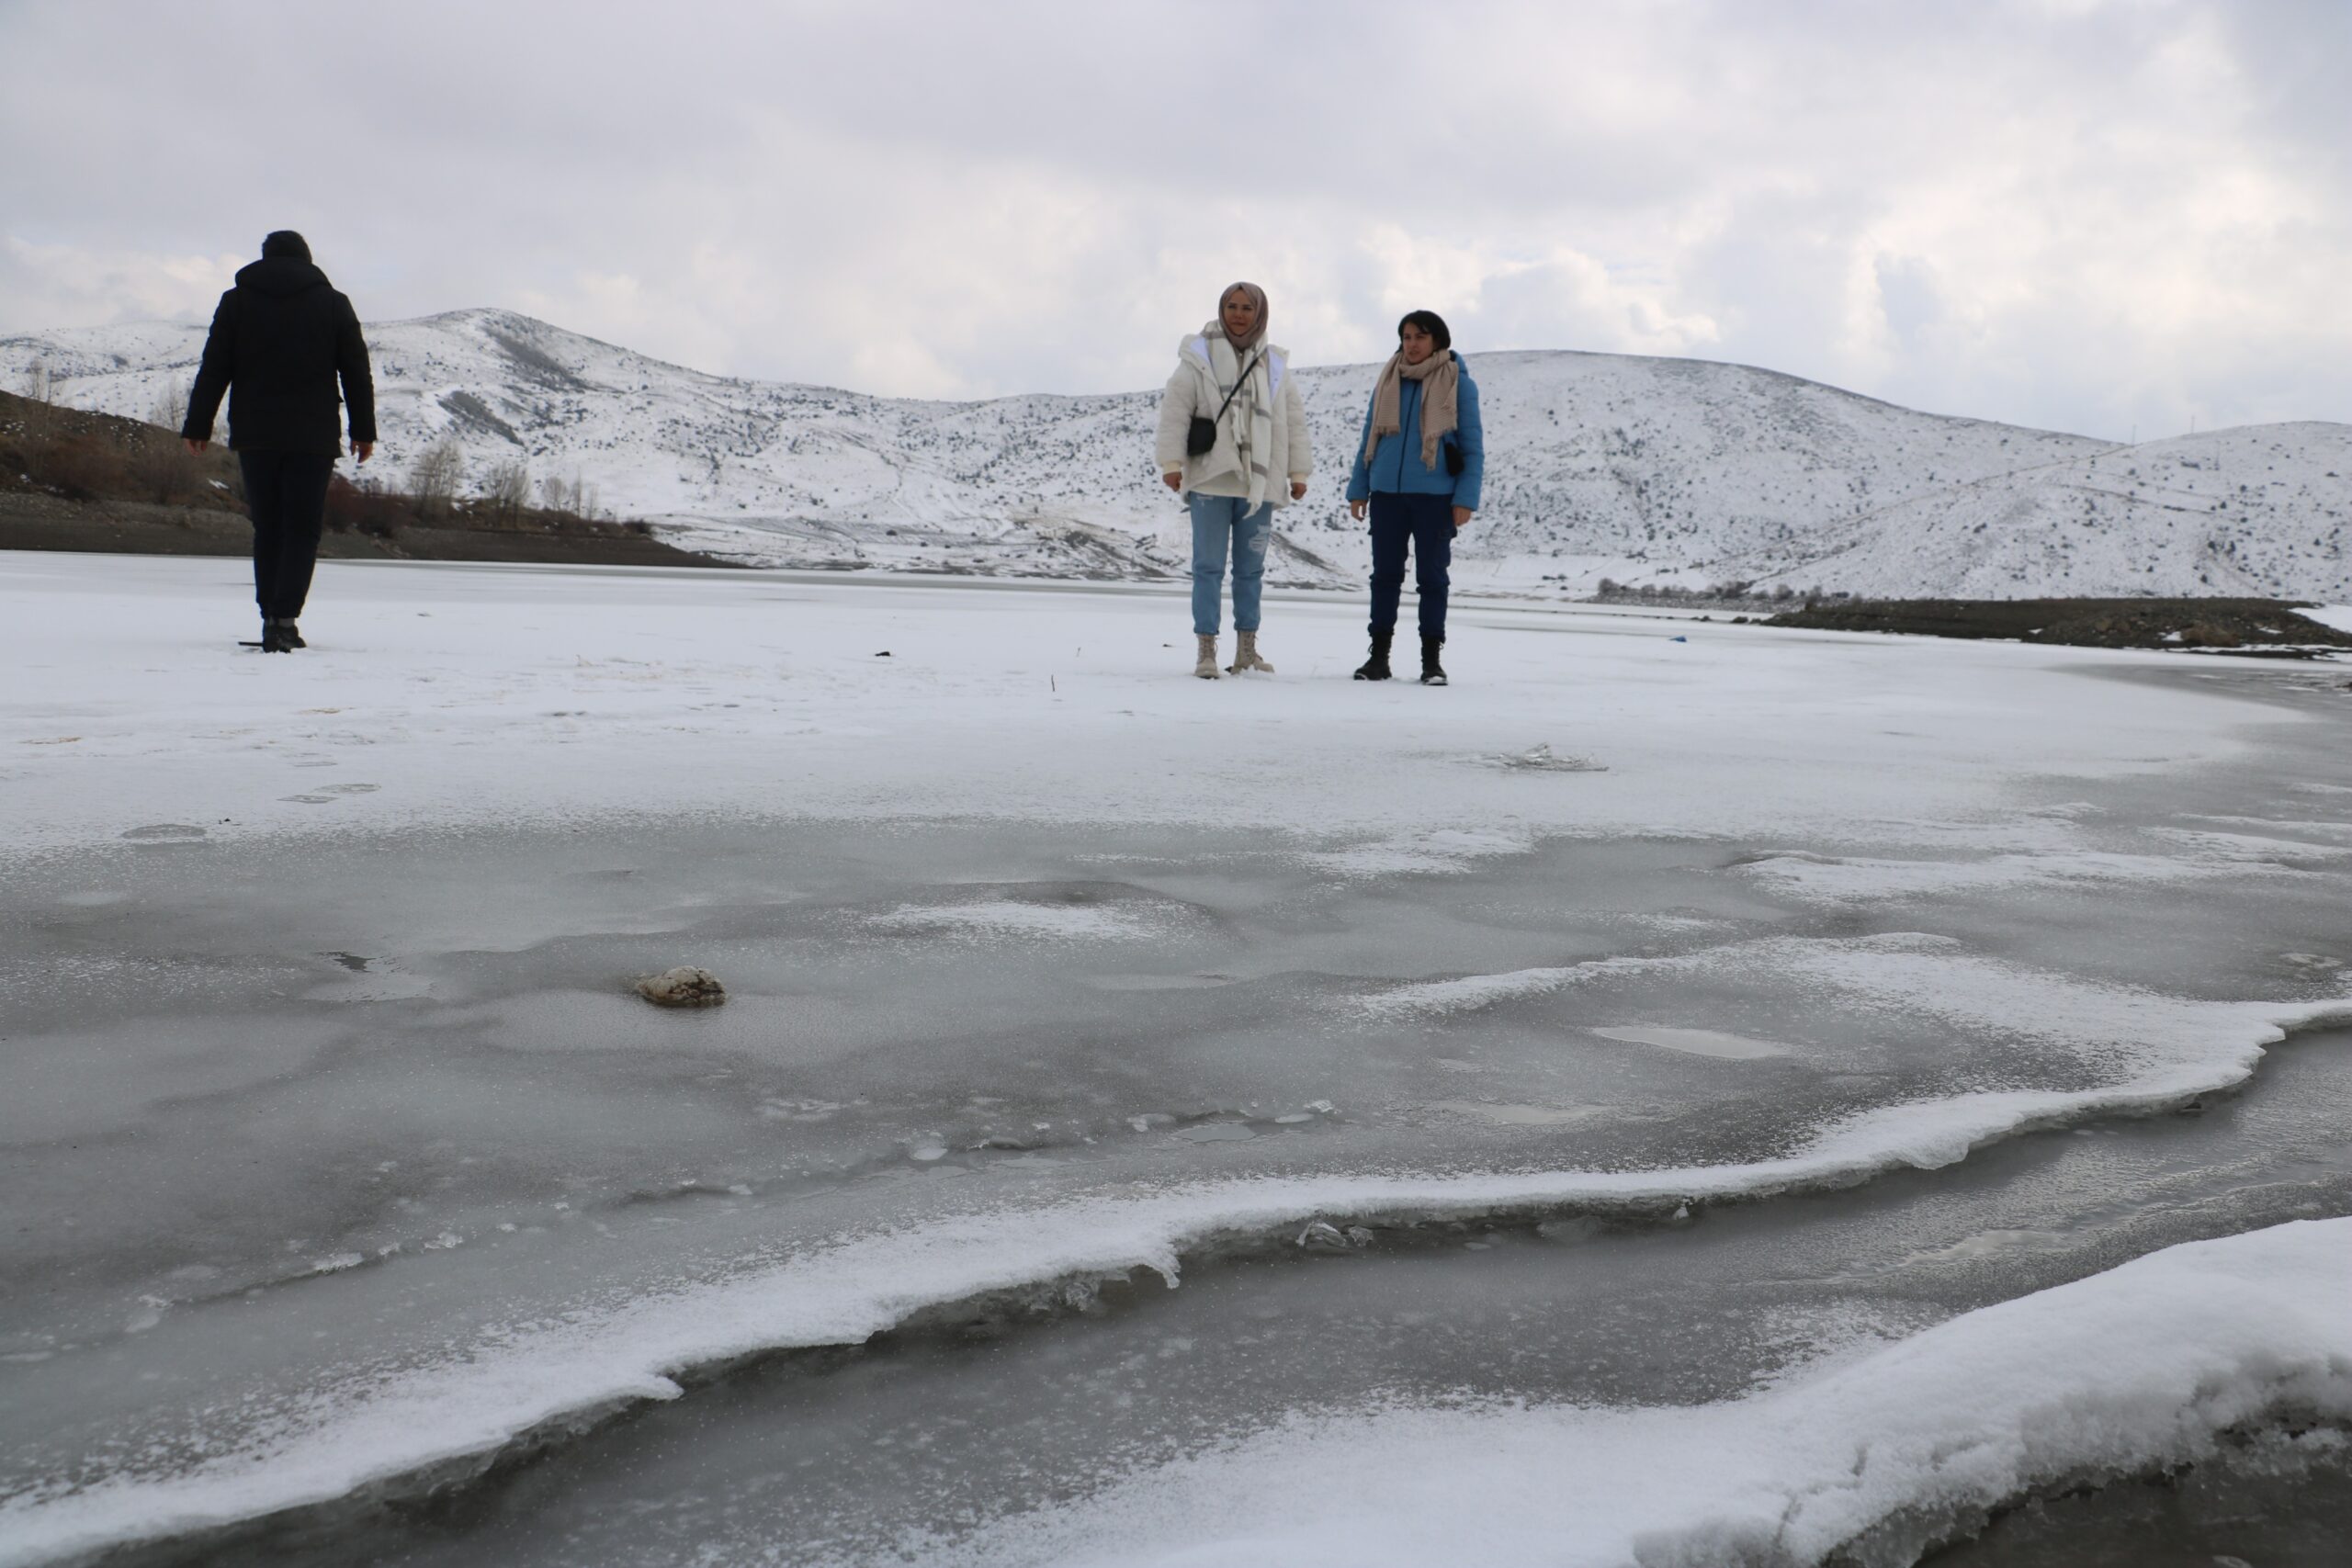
[1305,828,1533,879]
[1358,935,2338,1091]
[869,900,1159,941]
[1737,847,2262,903]
[1359,956,1652,1018]
[1590,1025,1788,1060]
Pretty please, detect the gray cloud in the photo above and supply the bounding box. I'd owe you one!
[3,0,2344,439]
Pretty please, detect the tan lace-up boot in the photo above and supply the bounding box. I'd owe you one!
[1193,634,1221,679]
[1227,630,1274,674]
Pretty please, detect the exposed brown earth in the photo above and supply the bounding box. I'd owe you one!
[1760,596,2352,657]
[0,389,733,570]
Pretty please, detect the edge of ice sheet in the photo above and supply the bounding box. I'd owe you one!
[5,993,2347,1567]
[936,1216,2352,1568]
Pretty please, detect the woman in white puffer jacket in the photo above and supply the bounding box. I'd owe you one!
[1154,282,1312,679]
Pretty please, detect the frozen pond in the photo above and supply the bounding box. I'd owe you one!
[3,553,2350,1565]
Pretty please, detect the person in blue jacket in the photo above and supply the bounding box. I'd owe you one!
[1345,310,1482,685]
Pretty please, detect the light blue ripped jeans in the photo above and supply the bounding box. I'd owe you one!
[1188,493,1274,636]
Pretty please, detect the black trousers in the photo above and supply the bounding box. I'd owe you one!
[238,450,334,621]
[1367,491,1455,640]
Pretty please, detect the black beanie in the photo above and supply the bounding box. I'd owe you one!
[261,230,312,263]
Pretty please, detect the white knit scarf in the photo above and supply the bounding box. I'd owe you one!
[1203,323,1277,510]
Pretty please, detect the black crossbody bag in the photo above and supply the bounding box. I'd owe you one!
[1186,349,1263,457]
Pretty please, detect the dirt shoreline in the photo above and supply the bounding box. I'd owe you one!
[1764,595,2352,656]
[0,491,736,570]
[0,388,736,570]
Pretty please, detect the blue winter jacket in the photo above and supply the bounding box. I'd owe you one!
[1344,353,1484,511]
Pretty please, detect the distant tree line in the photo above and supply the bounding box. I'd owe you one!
[1593,578,1853,605]
[326,440,616,538]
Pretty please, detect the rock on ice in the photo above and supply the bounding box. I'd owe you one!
[635,966,728,1008]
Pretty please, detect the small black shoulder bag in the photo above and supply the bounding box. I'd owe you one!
[1186,349,1262,457]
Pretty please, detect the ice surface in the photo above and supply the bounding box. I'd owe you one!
[6,554,2352,1564]
[0,552,2277,854]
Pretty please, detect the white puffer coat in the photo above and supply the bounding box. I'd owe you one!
[1153,333,1312,508]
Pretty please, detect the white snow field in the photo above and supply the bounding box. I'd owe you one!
[6,308,2347,600]
[5,552,2352,1566]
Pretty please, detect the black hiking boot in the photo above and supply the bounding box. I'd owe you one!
[257,620,290,653]
[1419,635,1448,686]
[1352,631,1393,682]
[273,619,306,649]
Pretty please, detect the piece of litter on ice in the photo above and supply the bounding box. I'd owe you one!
[1670,635,1688,643]
[635,966,727,1008]
[875,650,892,657]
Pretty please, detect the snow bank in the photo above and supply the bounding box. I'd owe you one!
[943,1217,2352,1568]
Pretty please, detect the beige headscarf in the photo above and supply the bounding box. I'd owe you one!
[1216,282,1268,353]
[1363,346,1459,469]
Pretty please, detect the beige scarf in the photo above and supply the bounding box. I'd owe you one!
[1363,348,1458,468]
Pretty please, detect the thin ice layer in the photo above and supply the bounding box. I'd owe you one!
[3,987,2341,1567]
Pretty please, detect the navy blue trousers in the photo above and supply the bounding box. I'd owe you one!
[1366,491,1454,640]
[238,450,334,621]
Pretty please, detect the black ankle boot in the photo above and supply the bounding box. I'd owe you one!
[274,618,306,649]
[1419,635,1448,686]
[1352,631,1393,682]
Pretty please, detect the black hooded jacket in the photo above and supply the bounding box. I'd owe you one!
[183,257,377,455]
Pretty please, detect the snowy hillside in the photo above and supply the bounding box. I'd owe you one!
[5,309,2346,598]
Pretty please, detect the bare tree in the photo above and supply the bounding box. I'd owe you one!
[20,357,54,403]
[147,372,188,432]
[482,457,531,523]
[539,469,599,522]
[409,436,465,519]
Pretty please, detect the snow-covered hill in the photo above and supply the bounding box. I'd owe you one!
[6,308,2346,598]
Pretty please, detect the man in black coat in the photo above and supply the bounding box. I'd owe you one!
[182,231,377,652]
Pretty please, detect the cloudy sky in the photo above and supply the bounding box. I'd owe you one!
[3,0,2343,439]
